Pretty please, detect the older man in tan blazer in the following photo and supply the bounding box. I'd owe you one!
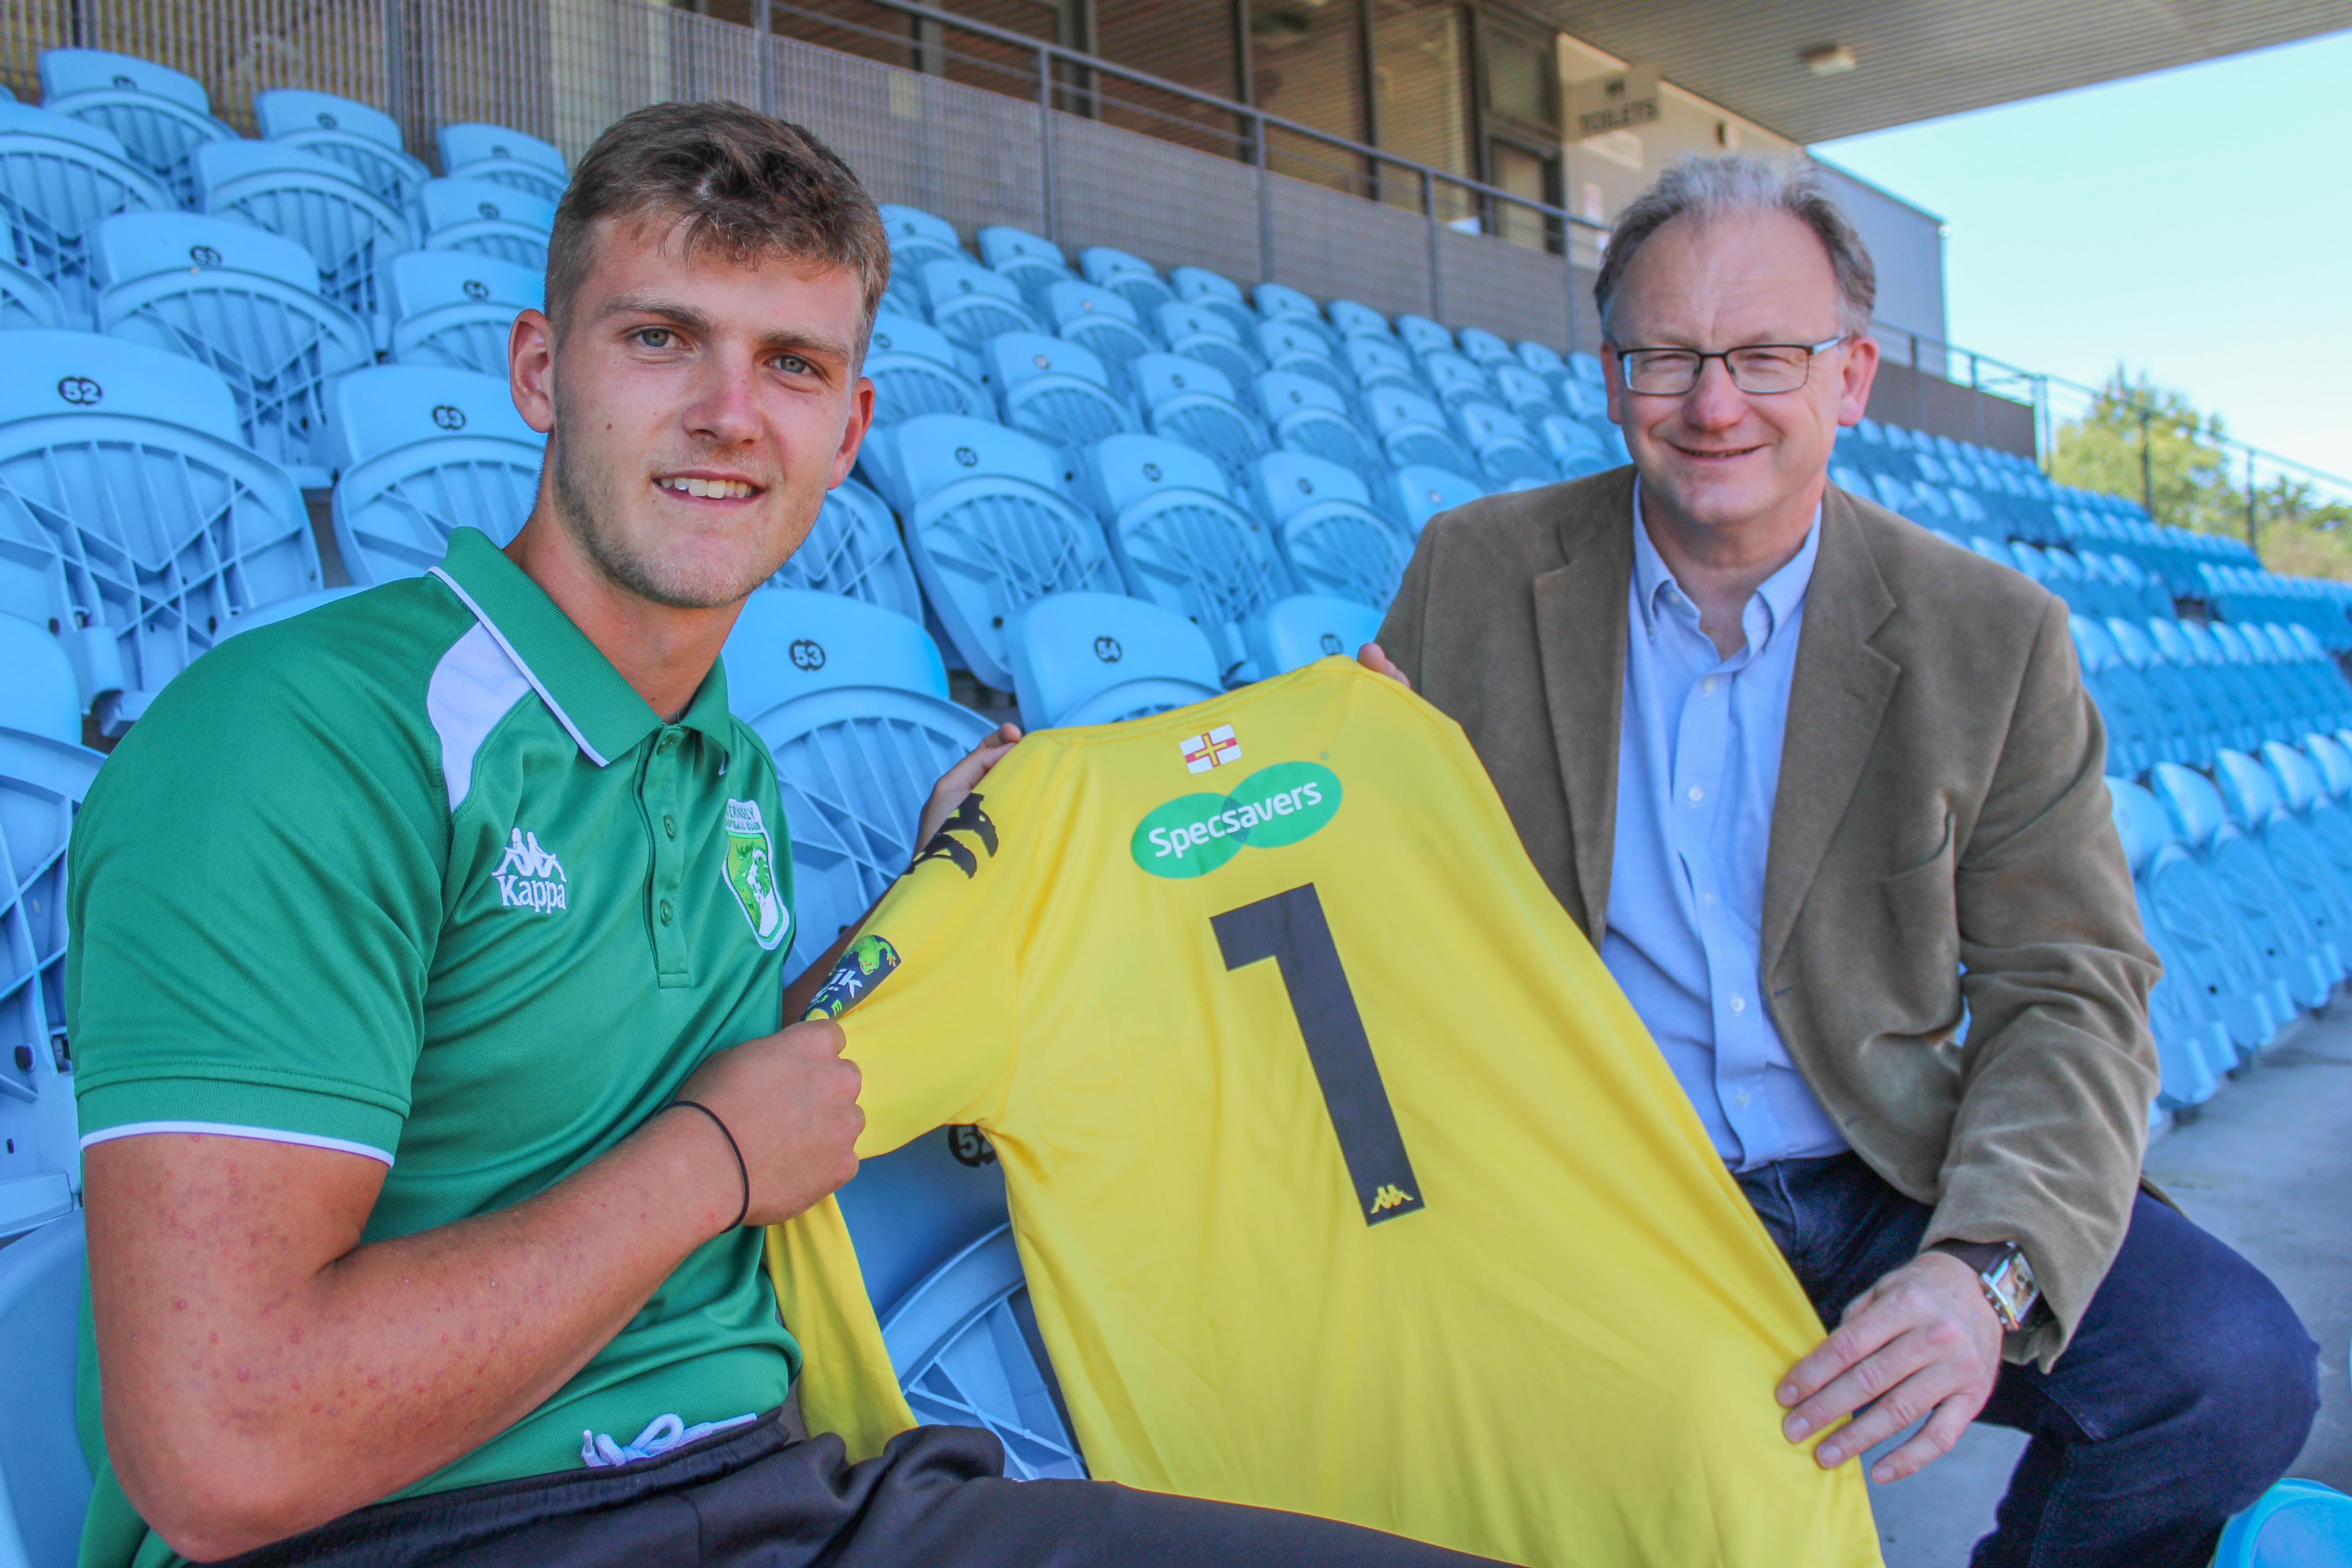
[1368,157,2315,1568]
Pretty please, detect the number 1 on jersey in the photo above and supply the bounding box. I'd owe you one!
[1212,883,1425,1226]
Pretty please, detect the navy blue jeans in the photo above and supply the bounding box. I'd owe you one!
[1736,1153,2319,1568]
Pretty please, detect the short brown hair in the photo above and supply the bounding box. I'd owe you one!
[545,101,891,356]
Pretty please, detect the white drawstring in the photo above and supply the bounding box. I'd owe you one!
[580,1410,759,1468]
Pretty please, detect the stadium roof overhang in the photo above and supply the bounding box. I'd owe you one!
[1523,0,2352,143]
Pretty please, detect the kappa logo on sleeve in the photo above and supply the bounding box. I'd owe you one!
[493,828,568,912]
[912,794,998,878]
[801,933,901,1021]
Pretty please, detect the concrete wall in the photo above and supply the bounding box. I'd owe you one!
[1812,157,1949,365]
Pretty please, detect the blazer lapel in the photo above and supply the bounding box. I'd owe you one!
[1533,471,1636,938]
[1760,487,1901,979]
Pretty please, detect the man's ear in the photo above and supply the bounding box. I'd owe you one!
[829,373,876,490]
[1601,345,1626,427]
[1835,334,1881,428]
[510,308,557,435]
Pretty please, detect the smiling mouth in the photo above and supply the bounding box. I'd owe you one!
[656,476,760,500]
[1672,442,1763,462]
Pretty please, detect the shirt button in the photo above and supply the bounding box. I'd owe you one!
[658,733,678,754]
[1730,996,1747,1014]
[1702,676,1718,695]
[1736,1088,1752,1107]
[659,900,674,925]
[1702,891,1717,907]
[664,814,677,839]
[1687,785,1704,803]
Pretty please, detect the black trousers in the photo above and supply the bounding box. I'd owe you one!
[214,1415,1501,1568]
[1736,1152,2321,1568]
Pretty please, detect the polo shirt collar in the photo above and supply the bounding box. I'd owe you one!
[1629,477,1822,651]
[430,528,734,767]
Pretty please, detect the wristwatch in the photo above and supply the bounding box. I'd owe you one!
[1931,1240,2041,1333]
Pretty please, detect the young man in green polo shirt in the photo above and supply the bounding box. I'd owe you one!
[68,103,1493,1568]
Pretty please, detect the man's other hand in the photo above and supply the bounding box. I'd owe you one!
[674,1019,864,1226]
[1357,643,1410,688]
[1776,1250,2003,1483]
[917,722,1021,857]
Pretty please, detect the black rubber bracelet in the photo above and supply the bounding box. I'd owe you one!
[669,1100,750,1232]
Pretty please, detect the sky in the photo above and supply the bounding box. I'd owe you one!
[1814,28,2352,491]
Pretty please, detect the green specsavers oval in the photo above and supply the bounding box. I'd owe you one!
[1129,763,1342,878]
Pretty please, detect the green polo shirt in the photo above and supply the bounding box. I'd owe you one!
[67,528,800,1568]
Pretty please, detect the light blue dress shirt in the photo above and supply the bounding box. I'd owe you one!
[1600,487,1849,1170]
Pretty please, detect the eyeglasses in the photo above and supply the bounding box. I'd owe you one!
[1612,335,1849,397]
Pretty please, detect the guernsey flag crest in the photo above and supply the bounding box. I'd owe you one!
[1181,724,1243,773]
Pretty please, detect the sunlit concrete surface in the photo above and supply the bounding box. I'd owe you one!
[1866,1006,2352,1564]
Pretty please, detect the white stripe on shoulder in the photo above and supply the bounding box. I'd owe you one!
[429,621,533,813]
[79,1122,395,1166]
[429,566,609,768]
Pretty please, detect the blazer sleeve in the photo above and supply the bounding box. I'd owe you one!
[1375,526,1436,689]
[1930,592,2161,1366]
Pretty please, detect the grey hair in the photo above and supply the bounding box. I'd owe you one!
[1593,155,1876,341]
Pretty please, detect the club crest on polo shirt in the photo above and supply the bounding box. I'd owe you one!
[722,799,790,950]
[493,828,569,913]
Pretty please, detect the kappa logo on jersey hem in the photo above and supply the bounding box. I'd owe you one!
[914,794,998,878]
[802,933,901,1021]
[1130,761,1342,879]
[493,828,568,913]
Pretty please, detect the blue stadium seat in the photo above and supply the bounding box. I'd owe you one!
[2214,1479,2352,1567]
[436,122,566,204]
[833,1127,1013,1361]
[1078,432,1290,681]
[37,47,236,207]
[2107,618,2198,768]
[1341,336,1425,398]
[980,331,1133,452]
[865,310,990,426]
[2112,775,2280,1063]
[1249,450,1412,610]
[383,250,543,376]
[1254,370,1382,492]
[0,1212,92,1567]
[1514,339,1566,378]
[1490,362,1559,425]
[1419,350,1494,412]
[976,223,1073,310]
[2105,778,2225,1107]
[417,176,554,270]
[865,414,1121,690]
[254,88,430,211]
[1363,384,1473,475]
[877,203,963,267]
[1077,244,1174,316]
[766,478,924,622]
[0,724,104,1239]
[1387,465,1484,536]
[0,212,62,326]
[724,587,989,976]
[1453,400,1556,488]
[1326,298,1392,341]
[2153,761,2334,1013]
[0,103,168,322]
[93,211,370,483]
[1395,313,1455,359]
[1044,280,1156,394]
[1253,317,1349,400]
[1252,280,1326,331]
[326,364,545,584]
[1541,414,1612,479]
[1153,299,1256,392]
[217,586,361,639]
[0,330,318,728]
[2214,749,2352,979]
[920,257,1038,350]
[880,1221,1087,1480]
[1456,326,1513,368]
[0,611,79,741]
[1130,352,1268,492]
[1243,593,1382,678]
[1005,590,1221,728]
[2072,619,2158,776]
[195,140,412,321]
[1167,264,1253,338]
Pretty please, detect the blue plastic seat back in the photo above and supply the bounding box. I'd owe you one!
[1515,339,1566,376]
[437,122,567,180]
[1364,384,1451,438]
[1253,281,1321,323]
[1132,354,1266,490]
[196,140,413,319]
[1397,314,1456,358]
[0,729,101,1240]
[257,95,424,207]
[1170,264,1243,306]
[983,331,1111,395]
[1253,449,1371,526]
[1342,335,1421,391]
[0,222,62,327]
[38,48,234,206]
[1455,400,1554,486]
[1255,316,1337,365]
[834,1126,1014,1350]
[2106,777,2176,875]
[1244,592,1382,678]
[2213,749,2285,830]
[1491,362,1557,418]
[886,415,1122,689]
[1155,299,1242,347]
[879,203,961,258]
[2260,742,2324,816]
[976,223,1065,270]
[1078,245,1173,314]
[2152,761,2232,850]
[2310,734,2352,798]
[1256,368,1348,423]
[2213,1478,2352,1568]
[1131,351,1234,411]
[1081,433,1289,673]
[1007,590,1221,728]
[216,586,361,640]
[922,257,1038,346]
[1272,491,1412,611]
[2106,617,2158,669]
[764,478,924,622]
[724,589,949,739]
[0,331,318,724]
[981,334,1131,451]
[93,209,315,290]
[324,363,541,470]
[0,612,79,742]
[0,1211,93,1565]
[1390,465,1484,534]
[383,251,542,377]
[0,103,169,318]
[326,367,544,583]
[420,176,557,238]
[1044,278,1140,330]
[866,333,991,429]
[1456,326,1512,367]
[880,1222,1086,1480]
[1326,298,1392,340]
[1055,313,1156,397]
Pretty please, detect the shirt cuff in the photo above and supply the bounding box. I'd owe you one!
[75,1077,404,1165]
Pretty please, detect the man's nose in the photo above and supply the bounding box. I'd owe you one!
[1678,355,1749,430]
[684,354,762,446]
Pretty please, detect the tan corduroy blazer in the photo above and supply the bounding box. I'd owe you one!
[1376,466,2161,1364]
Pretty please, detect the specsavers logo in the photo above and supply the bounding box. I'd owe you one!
[1129,761,1342,879]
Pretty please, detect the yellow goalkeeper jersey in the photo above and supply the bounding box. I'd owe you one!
[768,659,1879,1567]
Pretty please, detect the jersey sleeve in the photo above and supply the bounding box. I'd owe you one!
[807,741,1056,1156]
[67,628,449,1164]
